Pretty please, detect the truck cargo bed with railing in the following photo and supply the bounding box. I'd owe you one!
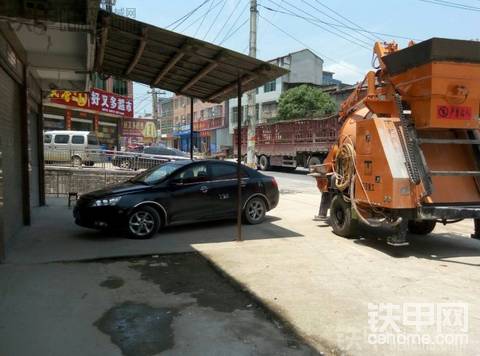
[234,115,339,170]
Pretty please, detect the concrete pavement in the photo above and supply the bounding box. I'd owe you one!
[3,169,480,355]
[0,254,315,356]
[193,170,480,355]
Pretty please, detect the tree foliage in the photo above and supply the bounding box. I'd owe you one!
[277,84,336,121]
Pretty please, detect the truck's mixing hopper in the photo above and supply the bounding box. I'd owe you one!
[383,38,480,129]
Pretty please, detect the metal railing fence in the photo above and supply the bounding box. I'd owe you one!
[43,149,188,197]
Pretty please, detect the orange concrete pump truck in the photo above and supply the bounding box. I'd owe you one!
[312,38,480,246]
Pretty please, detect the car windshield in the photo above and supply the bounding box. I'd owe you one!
[130,163,180,185]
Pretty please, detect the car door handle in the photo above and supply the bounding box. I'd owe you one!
[200,185,208,193]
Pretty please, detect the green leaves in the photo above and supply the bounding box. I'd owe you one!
[278,85,336,121]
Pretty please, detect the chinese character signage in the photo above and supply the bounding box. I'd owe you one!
[122,119,157,140]
[50,90,89,108]
[89,88,133,117]
[49,88,134,118]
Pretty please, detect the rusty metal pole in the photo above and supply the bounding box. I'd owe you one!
[190,97,194,160]
[236,78,243,242]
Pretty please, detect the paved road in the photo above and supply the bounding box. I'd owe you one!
[5,168,480,355]
[194,169,480,356]
[264,168,476,239]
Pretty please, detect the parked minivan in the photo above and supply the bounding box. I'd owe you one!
[43,131,101,166]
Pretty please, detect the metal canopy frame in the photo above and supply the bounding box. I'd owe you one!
[94,10,288,241]
[94,10,287,103]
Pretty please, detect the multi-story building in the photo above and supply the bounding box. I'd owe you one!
[159,96,230,154]
[43,74,134,149]
[158,97,174,147]
[228,49,345,133]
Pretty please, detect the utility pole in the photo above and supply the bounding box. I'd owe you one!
[105,0,114,12]
[246,0,257,168]
[149,89,161,143]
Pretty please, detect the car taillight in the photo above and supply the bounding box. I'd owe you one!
[271,177,278,188]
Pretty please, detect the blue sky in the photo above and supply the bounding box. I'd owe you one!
[111,0,479,116]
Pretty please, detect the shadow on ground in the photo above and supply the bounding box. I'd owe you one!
[316,222,480,266]
[6,202,303,264]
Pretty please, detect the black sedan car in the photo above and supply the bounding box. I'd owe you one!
[74,160,279,239]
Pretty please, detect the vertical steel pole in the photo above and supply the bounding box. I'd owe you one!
[246,0,257,167]
[21,66,31,225]
[190,97,194,160]
[38,91,46,206]
[236,78,243,242]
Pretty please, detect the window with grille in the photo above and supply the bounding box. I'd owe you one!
[263,80,276,93]
[113,79,128,96]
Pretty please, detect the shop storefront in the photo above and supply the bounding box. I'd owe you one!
[122,118,158,147]
[44,89,134,149]
[173,125,199,153]
[194,116,225,154]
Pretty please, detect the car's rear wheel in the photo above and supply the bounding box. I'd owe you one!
[244,197,267,224]
[127,206,160,239]
[408,220,436,235]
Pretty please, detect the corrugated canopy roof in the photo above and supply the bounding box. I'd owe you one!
[95,10,288,103]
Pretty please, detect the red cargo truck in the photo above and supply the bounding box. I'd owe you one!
[234,116,339,171]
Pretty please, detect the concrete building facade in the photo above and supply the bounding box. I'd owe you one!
[43,75,134,149]
[0,1,98,260]
[228,49,343,133]
[159,96,230,154]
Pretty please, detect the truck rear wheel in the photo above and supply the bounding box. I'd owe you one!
[308,156,322,168]
[330,195,358,238]
[408,220,436,235]
[258,155,270,171]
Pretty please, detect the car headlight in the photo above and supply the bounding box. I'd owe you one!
[91,196,122,207]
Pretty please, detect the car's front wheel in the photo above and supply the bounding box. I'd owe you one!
[127,206,160,239]
[244,197,267,224]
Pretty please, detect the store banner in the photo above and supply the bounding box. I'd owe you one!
[49,88,134,118]
[89,88,134,118]
[193,116,225,131]
[122,118,157,140]
[49,90,89,108]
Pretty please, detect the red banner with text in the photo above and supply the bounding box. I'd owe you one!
[49,88,134,118]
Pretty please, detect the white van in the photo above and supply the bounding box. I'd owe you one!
[43,131,101,166]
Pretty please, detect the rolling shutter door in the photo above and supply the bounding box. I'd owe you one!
[0,66,23,247]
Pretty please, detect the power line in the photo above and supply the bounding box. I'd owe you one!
[289,0,374,47]
[258,4,419,41]
[264,0,371,50]
[212,0,240,42]
[178,0,225,34]
[166,0,211,30]
[309,0,380,42]
[219,1,249,44]
[418,0,480,11]
[203,0,228,40]
[220,18,249,45]
[259,13,365,77]
[193,0,215,37]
